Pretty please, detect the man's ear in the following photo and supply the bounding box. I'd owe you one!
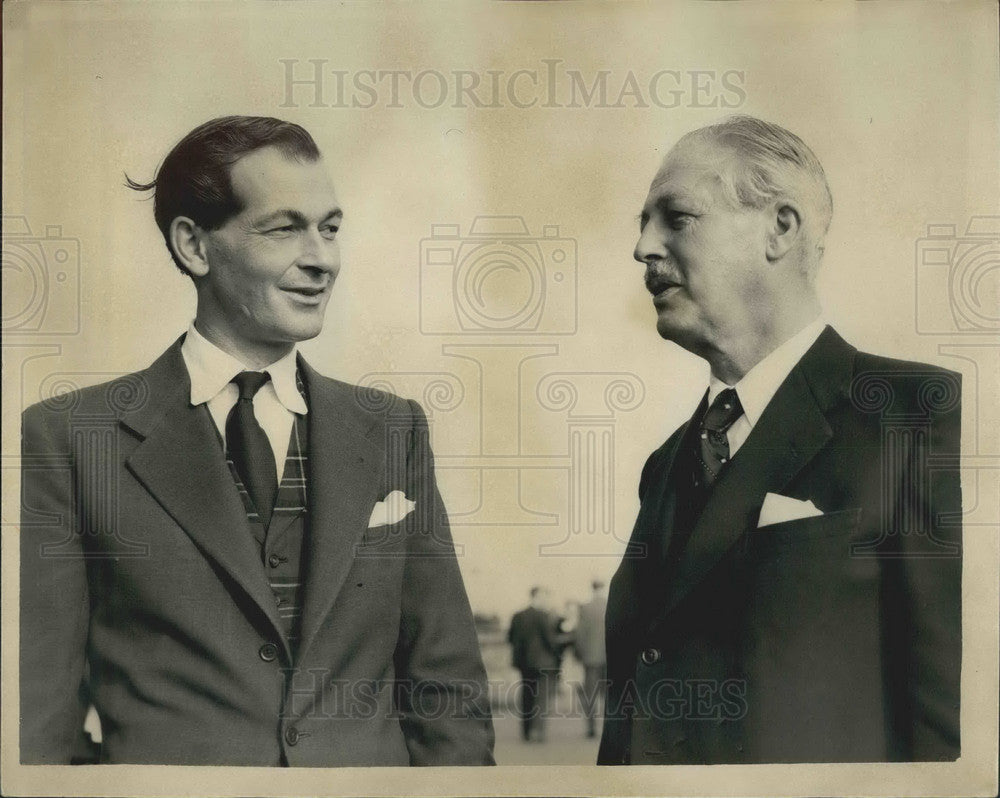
[169,217,210,277]
[765,202,802,262]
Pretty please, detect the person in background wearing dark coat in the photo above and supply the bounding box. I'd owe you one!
[508,586,560,742]
[599,115,961,765]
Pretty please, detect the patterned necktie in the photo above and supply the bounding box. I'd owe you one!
[694,387,744,489]
[226,371,278,527]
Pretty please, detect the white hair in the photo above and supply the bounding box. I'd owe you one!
[680,115,833,273]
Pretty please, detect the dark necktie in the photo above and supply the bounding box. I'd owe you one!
[662,388,746,567]
[225,371,278,528]
[694,387,744,489]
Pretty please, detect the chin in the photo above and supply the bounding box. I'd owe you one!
[263,323,318,347]
[278,312,327,343]
[655,313,682,343]
[289,324,324,343]
[655,314,702,354]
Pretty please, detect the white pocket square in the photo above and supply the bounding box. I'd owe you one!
[757,492,822,528]
[367,490,416,528]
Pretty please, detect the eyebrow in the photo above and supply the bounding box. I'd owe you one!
[637,196,675,226]
[254,208,344,227]
[639,191,707,222]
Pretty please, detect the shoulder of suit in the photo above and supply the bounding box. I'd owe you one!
[23,335,188,427]
[22,367,152,424]
[849,349,962,417]
[853,349,960,381]
[788,327,961,421]
[304,370,425,422]
[854,352,962,386]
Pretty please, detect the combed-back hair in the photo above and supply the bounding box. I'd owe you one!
[681,115,833,272]
[125,116,321,273]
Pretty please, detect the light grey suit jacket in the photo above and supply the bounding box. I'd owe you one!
[20,336,495,765]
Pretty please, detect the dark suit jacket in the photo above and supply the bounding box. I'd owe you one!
[508,607,560,673]
[20,337,495,766]
[598,327,962,764]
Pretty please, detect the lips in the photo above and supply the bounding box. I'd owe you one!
[281,285,327,306]
[281,285,325,296]
[646,276,681,296]
[651,288,681,309]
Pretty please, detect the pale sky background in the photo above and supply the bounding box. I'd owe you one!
[4,2,998,795]
[4,1,998,623]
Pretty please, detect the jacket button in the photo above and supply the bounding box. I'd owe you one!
[259,642,279,662]
[268,554,283,568]
[640,647,661,665]
[285,726,300,745]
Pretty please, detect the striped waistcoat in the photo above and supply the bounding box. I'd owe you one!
[225,372,309,658]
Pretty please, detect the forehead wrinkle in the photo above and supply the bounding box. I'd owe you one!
[254,206,343,226]
[644,172,714,215]
[649,146,737,215]
[230,150,337,208]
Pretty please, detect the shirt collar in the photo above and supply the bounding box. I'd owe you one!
[708,317,826,426]
[180,322,308,414]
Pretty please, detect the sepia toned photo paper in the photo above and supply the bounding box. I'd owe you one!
[2,1,998,797]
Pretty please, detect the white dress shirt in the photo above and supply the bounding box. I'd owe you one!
[707,318,826,458]
[180,323,308,481]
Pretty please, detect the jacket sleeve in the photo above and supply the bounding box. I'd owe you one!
[392,400,495,765]
[20,402,92,764]
[883,369,963,760]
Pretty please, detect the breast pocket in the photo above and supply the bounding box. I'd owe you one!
[750,507,863,547]
[356,518,412,557]
[742,506,877,636]
[744,508,878,629]
[738,505,883,734]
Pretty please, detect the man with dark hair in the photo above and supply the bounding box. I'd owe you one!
[507,586,561,743]
[599,115,962,765]
[20,116,494,766]
[125,116,322,274]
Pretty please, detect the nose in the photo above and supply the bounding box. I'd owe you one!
[299,227,340,276]
[634,218,667,265]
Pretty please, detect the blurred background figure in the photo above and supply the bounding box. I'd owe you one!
[507,586,560,743]
[552,599,580,721]
[572,580,608,738]
[555,599,580,666]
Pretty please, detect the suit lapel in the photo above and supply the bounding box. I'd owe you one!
[634,397,703,576]
[296,358,385,661]
[654,395,706,558]
[657,327,854,619]
[611,397,705,638]
[121,338,288,649]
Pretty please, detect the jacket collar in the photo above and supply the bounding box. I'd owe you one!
[181,323,307,415]
[294,357,385,661]
[120,337,386,663]
[651,325,857,622]
[122,337,293,655]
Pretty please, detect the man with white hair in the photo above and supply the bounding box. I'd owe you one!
[599,116,962,764]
